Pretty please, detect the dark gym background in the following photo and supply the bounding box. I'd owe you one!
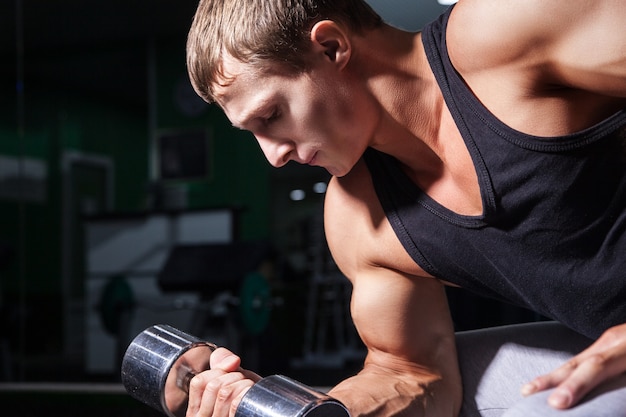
[0,1,541,415]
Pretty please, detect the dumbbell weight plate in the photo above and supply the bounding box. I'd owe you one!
[239,271,272,335]
[121,324,216,417]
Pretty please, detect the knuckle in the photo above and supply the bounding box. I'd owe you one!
[531,375,547,388]
[561,359,578,372]
[229,400,240,416]
[189,375,205,391]
[217,385,234,402]
[205,378,222,394]
[584,353,608,370]
[563,380,588,400]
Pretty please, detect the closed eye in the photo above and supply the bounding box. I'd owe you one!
[264,108,281,126]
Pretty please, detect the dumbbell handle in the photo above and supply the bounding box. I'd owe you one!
[121,324,350,417]
[237,374,349,417]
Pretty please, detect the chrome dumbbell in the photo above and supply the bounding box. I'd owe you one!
[121,324,350,417]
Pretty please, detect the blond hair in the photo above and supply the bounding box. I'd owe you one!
[186,0,382,103]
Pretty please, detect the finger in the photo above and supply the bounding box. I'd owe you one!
[213,379,254,417]
[522,326,626,399]
[230,380,254,411]
[210,348,242,372]
[240,368,263,383]
[197,374,251,417]
[521,359,579,396]
[209,348,262,382]
[548,353,623,409]
[187,369,227,416]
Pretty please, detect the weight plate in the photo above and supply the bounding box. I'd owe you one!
[99,274,135,335]
[239,272,271,335]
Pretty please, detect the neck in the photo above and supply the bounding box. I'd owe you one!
[350,25,445,168]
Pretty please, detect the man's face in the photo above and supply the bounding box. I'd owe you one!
[213,54,378,177]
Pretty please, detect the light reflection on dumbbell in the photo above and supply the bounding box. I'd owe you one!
[164,342,216,416]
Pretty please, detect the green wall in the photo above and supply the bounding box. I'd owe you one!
[0,37,271,369]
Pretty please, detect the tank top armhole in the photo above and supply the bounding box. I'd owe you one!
[363,149,442,278]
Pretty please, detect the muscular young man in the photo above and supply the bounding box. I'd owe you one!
[184,0,626,415]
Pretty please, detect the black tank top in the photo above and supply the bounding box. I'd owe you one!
[364,8,626,339]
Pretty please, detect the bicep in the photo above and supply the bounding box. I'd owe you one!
[328,267,462,415]
[350,267,457,370]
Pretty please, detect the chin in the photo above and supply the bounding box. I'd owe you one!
[327,166,350,177]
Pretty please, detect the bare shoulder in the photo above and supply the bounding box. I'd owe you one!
[445,0,626,133]
[448,0,626,88]
[324,158,432,280]
[324,158,387,278]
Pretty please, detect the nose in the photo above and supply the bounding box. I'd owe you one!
[255,135,294,168]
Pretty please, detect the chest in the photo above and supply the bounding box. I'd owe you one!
[401,87,625,219]
[402,104,483,216]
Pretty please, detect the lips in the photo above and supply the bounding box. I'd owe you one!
[305,152,318,166]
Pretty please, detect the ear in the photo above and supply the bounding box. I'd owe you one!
[309,20,351,70]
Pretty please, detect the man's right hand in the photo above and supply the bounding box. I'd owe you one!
[186,347,261,417]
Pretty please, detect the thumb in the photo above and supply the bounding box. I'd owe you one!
[210,347,242,372]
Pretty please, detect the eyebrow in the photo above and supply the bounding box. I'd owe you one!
[231,99,273,131]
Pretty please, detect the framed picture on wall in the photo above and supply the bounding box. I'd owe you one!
[156,129,212,182]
